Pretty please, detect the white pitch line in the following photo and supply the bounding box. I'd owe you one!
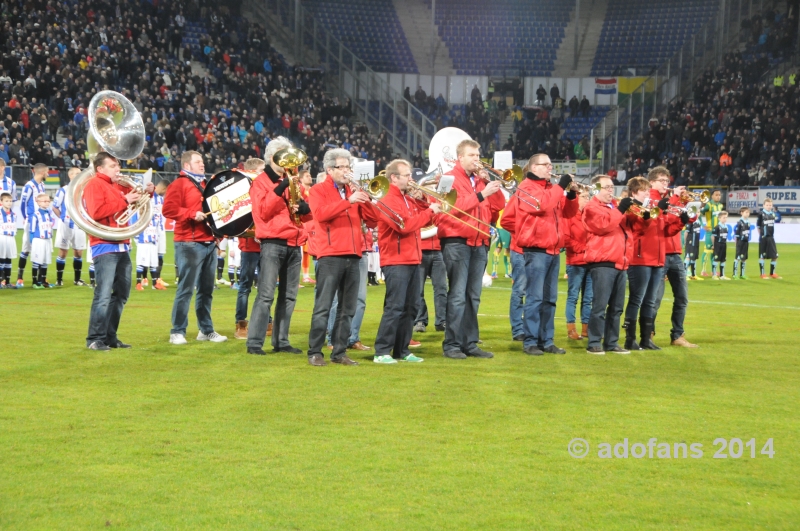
[481,286,800,311]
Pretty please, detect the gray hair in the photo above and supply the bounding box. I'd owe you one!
[263,136,293,164]
[323,148,352,171]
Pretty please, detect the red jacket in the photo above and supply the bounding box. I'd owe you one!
[436,162,505,246]
[498,195,523,253]
[629,193,686,267]
[515,177,578,254]
[361,224,374,253]
[83,172,132,247]
[582,197,639,271]
[238,236,260,253]
[250,167,311,246]
[376,184,435,266]
[651,189,695,255]
[162,173,215,243]
[564,212,589,265]
[307,176,379,258]
[419,197,441,251]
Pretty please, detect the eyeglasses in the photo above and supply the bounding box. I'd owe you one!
[655,178,670,183]
[534,162,553,167]
[333,165,352,171]
[599,185,615,191]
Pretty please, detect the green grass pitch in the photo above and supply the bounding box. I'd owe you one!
[1,233,798,529]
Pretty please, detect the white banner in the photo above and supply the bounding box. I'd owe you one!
[352,160,375,183]
[759,187,800,214]
[727,190,758,211]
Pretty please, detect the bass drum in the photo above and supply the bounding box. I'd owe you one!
[202,169,255,238]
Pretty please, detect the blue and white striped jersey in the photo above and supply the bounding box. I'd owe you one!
[52,185,75,229]
[29,208,54,241]
[0,208,16,236]
[20,179,46,222]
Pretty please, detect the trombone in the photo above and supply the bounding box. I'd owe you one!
[406,180,491,237]
[475,160,522,192]
[346,173,406,229]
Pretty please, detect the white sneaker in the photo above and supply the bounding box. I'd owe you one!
[197,331,228,342]
[373,354,397,364]
[170,333,187,345]
[216,278,231,286]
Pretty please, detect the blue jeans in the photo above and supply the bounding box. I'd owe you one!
[588,266,627,350]
[565,264,593,324]
[654,254,689,340]
[625,265,663,322]
[235,251,260,322]
[171,241,217,336]
[86,251,131,345]
[247,243,301,350]
[509,250,527,337]
[326,253,368,345]
[415,250,447,327]
[523,251,559,348]
[442,242,488,353]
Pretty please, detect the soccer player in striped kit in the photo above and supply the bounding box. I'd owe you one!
[52,167,88,286]
[0,192,18,288]
[16,163,47,287]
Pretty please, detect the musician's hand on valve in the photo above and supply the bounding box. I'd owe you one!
[429,203,442,215]
[144,182,155,194]
[194,211,207,221]
[125,191,141,204]
[290,203,300,213]
[482,180,503,197]
[349,191,369,204]
[672,185,686,196]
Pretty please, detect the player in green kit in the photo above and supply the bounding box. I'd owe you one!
[699,190,723,276]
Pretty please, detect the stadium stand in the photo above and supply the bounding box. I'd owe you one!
[0,0,398,181]
[301,0,418,73]
[591,0,719,76]
[425,0,572,76]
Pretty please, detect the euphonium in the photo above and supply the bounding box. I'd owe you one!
[65,91,152,241]
[273,147,308,226]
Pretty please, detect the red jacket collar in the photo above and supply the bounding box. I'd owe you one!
[95,172,113,184]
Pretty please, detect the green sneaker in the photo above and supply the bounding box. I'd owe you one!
[373,354,397,364]
[32,284,44,290]
[400,354,424,363]
[739,275,748,280]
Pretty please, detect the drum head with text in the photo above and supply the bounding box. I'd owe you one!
[202,169,255,237]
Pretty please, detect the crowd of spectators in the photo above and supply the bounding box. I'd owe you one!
[1,0,400,181]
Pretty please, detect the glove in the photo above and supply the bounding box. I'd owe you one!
[566,190,577,200]
[680,212,690,224]
[273,178,291,197]
[297,199,311,216]
[617,197,633,213]
[657,197,670,210]
[643,211,651,220]
[558,174,572,190]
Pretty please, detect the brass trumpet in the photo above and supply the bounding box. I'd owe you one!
[668,188,710,204]
[346,173,406,229]
[666,204,700,216]
[628,202,661,219]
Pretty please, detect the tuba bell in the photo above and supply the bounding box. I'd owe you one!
[65,91,152,241]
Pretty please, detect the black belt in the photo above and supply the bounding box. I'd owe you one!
[522,246,547,253]
[439,237,467,246]
[260,238,288,247]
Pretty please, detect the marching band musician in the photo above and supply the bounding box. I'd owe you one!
[245,137,313,356]
[371,159,441,364]
[84,152,154,350]
[163,150,228,345]
[413,168,448,335]
[622,176,686,352]
[582,174,638,356]
[515,154,578,356]
[306,148,380,366]
[437,139,505,360]
[648,166,698,348]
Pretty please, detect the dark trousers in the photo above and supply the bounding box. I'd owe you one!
[247,243,301,350]
[415,250,447,327]
[171,241,217,336]
[625,265,663,322]
[86,251,131,346]
[654,254,689,340]
[588,266,627,350]
[374,264,421,357]
[442,242,487,353]
[523,251,560,348]
[234,251,260,323]
[308,255,362,360]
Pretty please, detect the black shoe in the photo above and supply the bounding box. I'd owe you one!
[87,341,110,351]
[466,347,494,358]
[247,347,266,355]
[639,320,661,350]
[586,346,605,355]
[639,338,661,350]
[74,279,88,286]
[443,350,467,359]
[523,345,544,356]
[543,345,566,354]
[108,340,132,349]
[624,337,642,351]
[435,323,446,332]
[273,346,302,354]
[606,346,631,355]
[513,335,525,342]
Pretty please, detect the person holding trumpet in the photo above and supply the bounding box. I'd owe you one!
[438,139,505,360]
[246,137,313,356]
[514,154,578,355]
[371,159,441,364]
[306,148,380,366]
